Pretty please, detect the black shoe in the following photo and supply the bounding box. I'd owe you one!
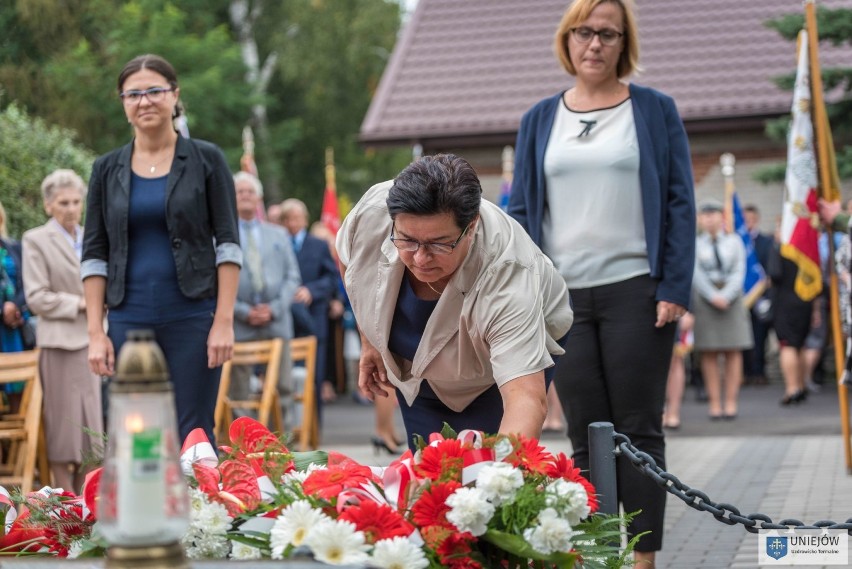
[371,436,401,456]
[780,390,804,406]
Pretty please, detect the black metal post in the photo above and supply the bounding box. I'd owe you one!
[588,421,618,515]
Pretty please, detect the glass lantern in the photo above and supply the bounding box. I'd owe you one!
[98,330,190,568]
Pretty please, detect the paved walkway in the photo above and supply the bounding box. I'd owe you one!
[317,380,852,568]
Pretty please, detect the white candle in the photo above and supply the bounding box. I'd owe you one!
[117,413,167,541]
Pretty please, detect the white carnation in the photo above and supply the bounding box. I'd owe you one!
[545,479,591,525]
[182,528,231,559]
[370,536,429,569]
[230,540,263,560]
[523,508,579,555]
[476,462,523,507]
[195,500,233,534]
[66,540,85,559]
[304,519,370,565]
[269,500,330,559]
[445,486,495,536]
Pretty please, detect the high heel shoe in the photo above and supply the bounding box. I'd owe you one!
[780,389,806,406]
[371,436,401,456]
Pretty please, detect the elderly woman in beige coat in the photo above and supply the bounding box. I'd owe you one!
[23,169,102,491]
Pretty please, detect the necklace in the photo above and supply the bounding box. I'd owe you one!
[147,151,173,174]
[425,280,444,296]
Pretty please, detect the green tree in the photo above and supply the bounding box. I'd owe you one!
[1,0,409,218]
[257,0,410,216]
[2,0,251,164]
[758,7,852,183]
[0,103,95,238]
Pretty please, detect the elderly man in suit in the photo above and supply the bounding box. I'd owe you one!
[280,198,340,418]
[232,172,301,424]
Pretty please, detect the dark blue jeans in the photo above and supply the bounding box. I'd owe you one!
[108,311,220,446]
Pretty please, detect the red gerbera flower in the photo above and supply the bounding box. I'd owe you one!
[420,524,453,550]
[410,480,461,528]
[415,439,465,481]
[546,452,599,514]
[302,461,375,501]
[436,531,478,566]
[507,437,553,475]
[338,500,413,543]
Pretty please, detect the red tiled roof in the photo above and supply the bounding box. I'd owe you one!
[361,0,850,145]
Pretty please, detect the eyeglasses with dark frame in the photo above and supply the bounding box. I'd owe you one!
[570,26,624,46]
[120,86,175,105]
[390,223,470,255]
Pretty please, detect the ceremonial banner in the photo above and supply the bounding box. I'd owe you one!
[780,30,821,302]
[731,192,766,307]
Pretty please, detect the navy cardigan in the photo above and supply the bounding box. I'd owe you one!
[507,83,696,308]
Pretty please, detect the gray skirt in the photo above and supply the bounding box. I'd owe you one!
[692,294,754,351]
[39,347,104,463]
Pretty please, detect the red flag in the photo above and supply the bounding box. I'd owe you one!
[321,147,341,235]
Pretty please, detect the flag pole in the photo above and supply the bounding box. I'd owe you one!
[325,147,336,193]
[805,0,852,474]
[721,153,735,235]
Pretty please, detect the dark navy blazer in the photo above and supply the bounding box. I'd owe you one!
[292,233,339,341]
[507,83,696,309]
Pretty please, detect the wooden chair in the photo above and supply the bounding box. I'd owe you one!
[215,338,285,444]
[290,336,319,451]
[0,350,49,492]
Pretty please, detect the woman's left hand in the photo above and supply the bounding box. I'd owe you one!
[207,317,234,368]
[655,301,687,328]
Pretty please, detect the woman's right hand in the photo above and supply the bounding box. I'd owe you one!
[88,331,115,376]
[358,338,391,400]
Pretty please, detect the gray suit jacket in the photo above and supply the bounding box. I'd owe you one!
[233,222,301,342]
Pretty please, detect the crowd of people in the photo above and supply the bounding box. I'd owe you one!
[661,198,852,432]
[2,1,848,567]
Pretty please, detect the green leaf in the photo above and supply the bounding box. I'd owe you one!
[481,529,578,566]
[292,450,328,471]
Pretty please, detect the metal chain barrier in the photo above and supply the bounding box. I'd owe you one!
[612,432,852,533]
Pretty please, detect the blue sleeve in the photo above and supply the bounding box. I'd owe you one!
[655,96,696,309]
[507,110,533,235]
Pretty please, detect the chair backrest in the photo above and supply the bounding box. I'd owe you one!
[0,350,43,492]
[289,336,318,450]
[215,339,285,442]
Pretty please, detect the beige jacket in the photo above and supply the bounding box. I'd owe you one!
[23,221,89,351]
[337,181,573,412]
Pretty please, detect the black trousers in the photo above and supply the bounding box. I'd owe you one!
[554,274,675,552]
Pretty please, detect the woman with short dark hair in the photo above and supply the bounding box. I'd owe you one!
[337,154,573,448]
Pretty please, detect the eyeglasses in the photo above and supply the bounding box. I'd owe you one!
[390,223,470,255]
[119,86,174,105]
[570,26,624,46]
